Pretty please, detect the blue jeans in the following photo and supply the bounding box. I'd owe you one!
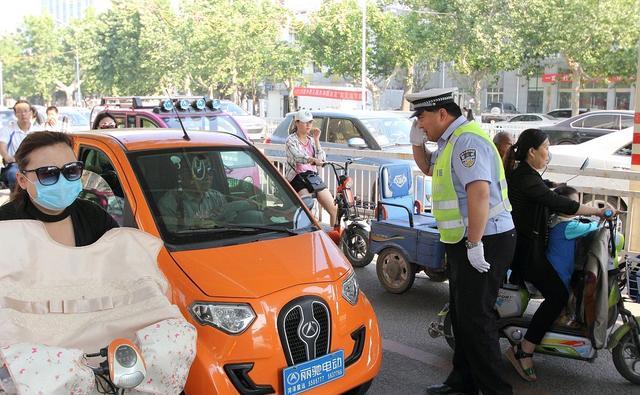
[2,163,18,189]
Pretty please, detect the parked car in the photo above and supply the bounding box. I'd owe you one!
[267,110,433,206]
[540,110,634,145]
[480,102,518,123]
[0,109,13,131]
[68,128,382,394]
[549,127,632,171]
[546,108,590,119]
[92,96,249,140]
[59,109,91,132]
[219,100,267,141]
[493,113,560,138]
[548,127,632,209]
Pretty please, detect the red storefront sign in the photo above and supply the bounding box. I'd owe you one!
[542,73,572,83]
[542,73,634,84]
[293,87,363,101]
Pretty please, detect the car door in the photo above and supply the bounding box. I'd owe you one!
[138,115,160,128]
[573,114,619,143]
[77,143,137,227]
[607,142,632,171]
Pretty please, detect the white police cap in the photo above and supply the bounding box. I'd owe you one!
[406,88,457,117]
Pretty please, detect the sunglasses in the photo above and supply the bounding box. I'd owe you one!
[99,123,116,129]
[22,161,84,186]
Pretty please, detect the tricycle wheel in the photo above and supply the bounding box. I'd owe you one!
[376,248,416,294]
[612,330,640,384]
[342,227,373,268]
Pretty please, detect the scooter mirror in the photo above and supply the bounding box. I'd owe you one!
[579,157,590,171]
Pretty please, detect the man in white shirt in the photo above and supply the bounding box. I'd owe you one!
[0,100,35,188]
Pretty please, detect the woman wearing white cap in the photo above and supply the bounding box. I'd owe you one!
[285,110,337,226]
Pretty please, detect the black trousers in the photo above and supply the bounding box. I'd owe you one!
[444,229,516,395]
[523,257,570,345]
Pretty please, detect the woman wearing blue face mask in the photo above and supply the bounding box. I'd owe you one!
[0,131,118,246]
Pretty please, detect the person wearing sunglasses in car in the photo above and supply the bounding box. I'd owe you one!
[0,131,118,246]
[91,113,117,130]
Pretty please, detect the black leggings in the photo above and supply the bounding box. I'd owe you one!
[523,258,569,345]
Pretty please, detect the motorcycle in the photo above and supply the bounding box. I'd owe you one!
[298,159,373,267]
[428,210,640,384]
[324,159,373,268]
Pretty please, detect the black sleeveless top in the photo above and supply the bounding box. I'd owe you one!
[0,198,119,246]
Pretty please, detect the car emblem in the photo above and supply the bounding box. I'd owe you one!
[300,321,320,339]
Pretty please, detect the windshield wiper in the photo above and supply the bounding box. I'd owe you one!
[221,224,301,236]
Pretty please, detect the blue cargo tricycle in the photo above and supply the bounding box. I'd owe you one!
[369,163,446,293]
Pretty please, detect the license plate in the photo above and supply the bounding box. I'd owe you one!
[282,350,344,395]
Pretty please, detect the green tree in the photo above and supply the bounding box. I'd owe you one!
[0,34,21,104]
[410,1,530,113]
[520,0,640,115]
[93,0,185,95]
[9,16,66,103]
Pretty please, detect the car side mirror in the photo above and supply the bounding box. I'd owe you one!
[347,137,367,149]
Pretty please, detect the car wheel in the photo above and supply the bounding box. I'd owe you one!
[557,139,575,145]
[376,248,416,294]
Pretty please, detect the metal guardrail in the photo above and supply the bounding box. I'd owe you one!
[257,142,639,253]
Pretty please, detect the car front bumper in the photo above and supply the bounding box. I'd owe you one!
[182,282,382,395]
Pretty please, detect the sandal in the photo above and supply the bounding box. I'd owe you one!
[505,343,538,382]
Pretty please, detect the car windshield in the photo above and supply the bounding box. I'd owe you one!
[360,117,412,146]
[129,147,314,247]
[60,111,90,126]
[219,102,250,116]
[163,116,243,136]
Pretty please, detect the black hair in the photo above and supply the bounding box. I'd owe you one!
[11,131,75,204]
[92,112,117,129]
[12,99,31,112]
[554,185,578,198]
[46,105,58,114]
[418,102,463,119]
[505,128,548,178]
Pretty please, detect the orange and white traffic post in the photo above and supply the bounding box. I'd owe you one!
[630,41,640,252]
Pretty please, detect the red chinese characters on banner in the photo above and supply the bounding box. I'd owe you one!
[293,87,363,101]
[542,73,572,83]
[542,74,634,84]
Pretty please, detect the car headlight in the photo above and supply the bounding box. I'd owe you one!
[189,302,256,335]
[341,272,360,305]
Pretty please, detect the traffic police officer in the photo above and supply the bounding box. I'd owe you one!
[407,88,516,395]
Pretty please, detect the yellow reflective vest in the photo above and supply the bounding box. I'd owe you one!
[432,122,511,244]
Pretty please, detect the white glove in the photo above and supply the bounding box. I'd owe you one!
[466,242,490,273]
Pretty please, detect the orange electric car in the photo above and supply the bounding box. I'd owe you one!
[71,128,382,394]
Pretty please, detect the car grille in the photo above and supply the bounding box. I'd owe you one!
[278,296,331,366]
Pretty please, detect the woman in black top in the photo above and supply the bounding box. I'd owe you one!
[504,129,607,381]
[0,131,118,246]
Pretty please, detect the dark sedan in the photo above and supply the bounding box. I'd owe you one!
[539,110,634,145]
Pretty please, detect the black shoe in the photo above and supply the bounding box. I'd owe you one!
[426,383,468,395]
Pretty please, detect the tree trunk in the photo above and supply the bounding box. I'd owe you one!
[55,80,76,106]
[287,78,295,112]
[472,72,483,115]
[366,79,380,110]
[567,60,582,117]
[401,63,414,111]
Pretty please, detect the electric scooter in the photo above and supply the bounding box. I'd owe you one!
[428,211,640,384]
[324,159,373,267]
